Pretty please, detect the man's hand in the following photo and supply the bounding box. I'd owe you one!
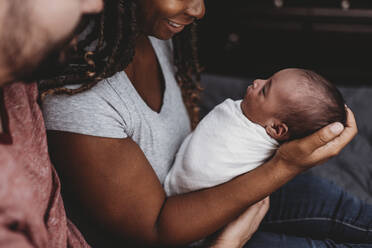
[211,197,270,248]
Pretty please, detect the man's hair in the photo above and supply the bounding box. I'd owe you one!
[38,0,202,128]
[276,69,347,140]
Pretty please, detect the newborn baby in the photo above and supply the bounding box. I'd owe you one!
[164,68,346,196]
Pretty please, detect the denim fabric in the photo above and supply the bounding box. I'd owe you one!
[244,173,372,247]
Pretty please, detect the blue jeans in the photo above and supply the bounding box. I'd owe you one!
[244,173,372,247]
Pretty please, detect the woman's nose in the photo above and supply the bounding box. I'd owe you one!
[185,0,206,20]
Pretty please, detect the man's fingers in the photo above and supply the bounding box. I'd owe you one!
[215,198,270,247]
[255,197,269,221]
[300,122,344,153]
[246,197,270,234]
[235,198,269,224]
[240,201,264,220]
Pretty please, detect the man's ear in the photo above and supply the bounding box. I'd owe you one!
[265,121,289,141]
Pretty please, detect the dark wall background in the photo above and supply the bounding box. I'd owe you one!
[197,0,372,86]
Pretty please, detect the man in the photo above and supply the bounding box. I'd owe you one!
[0,0,102,247]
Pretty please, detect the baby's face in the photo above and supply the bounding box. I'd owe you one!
[241,68,303,127]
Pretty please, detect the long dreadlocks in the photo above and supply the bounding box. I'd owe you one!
[39,0,203,128]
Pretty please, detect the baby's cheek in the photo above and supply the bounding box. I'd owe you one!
[241,100,254,120]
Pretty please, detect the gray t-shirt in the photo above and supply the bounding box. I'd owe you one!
[42,36,191,183]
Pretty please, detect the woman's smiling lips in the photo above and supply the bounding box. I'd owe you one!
[165,19,192,34]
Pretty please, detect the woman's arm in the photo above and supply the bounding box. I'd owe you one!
[47,107,356,247]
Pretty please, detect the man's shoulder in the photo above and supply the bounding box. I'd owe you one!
[4,82,38,100]
[3,82,39,122]
[3,81,48,151]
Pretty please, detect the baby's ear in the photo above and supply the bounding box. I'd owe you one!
[265,121,289,141]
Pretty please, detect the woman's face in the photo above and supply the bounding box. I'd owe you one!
[137,0,205,40]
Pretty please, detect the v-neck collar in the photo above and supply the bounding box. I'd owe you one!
[122,36,169,116]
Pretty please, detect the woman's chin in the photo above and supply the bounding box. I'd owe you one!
[152,31,175,40]
[151,25,182,40]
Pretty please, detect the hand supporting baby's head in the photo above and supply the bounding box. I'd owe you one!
[241,68,346,142]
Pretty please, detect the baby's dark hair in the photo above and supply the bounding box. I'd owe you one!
[276,69,347,140]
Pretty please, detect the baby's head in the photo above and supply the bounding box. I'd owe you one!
[241,68,346,141]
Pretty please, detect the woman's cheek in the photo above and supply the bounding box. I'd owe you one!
[156,0,186,17]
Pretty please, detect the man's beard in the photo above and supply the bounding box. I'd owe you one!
[1,0,79,84]
[14,34,76,83]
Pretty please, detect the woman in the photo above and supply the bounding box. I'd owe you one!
[40,0,362,247]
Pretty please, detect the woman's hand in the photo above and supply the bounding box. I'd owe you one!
[276,106,357,173]
[210,197,270,248]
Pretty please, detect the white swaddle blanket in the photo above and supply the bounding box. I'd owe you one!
[164,99,279,196]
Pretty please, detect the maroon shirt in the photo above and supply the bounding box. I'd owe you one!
[0,82,90,248]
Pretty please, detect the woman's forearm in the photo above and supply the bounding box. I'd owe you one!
[152,156,298,246]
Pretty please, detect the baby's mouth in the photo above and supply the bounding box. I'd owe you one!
[245,85,252,97]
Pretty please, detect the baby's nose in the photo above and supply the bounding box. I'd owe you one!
[253,79,265,89]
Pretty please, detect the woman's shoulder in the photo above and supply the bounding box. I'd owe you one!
[43,77,119,111]
[43,71,136,107]
[41,75,133,138]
